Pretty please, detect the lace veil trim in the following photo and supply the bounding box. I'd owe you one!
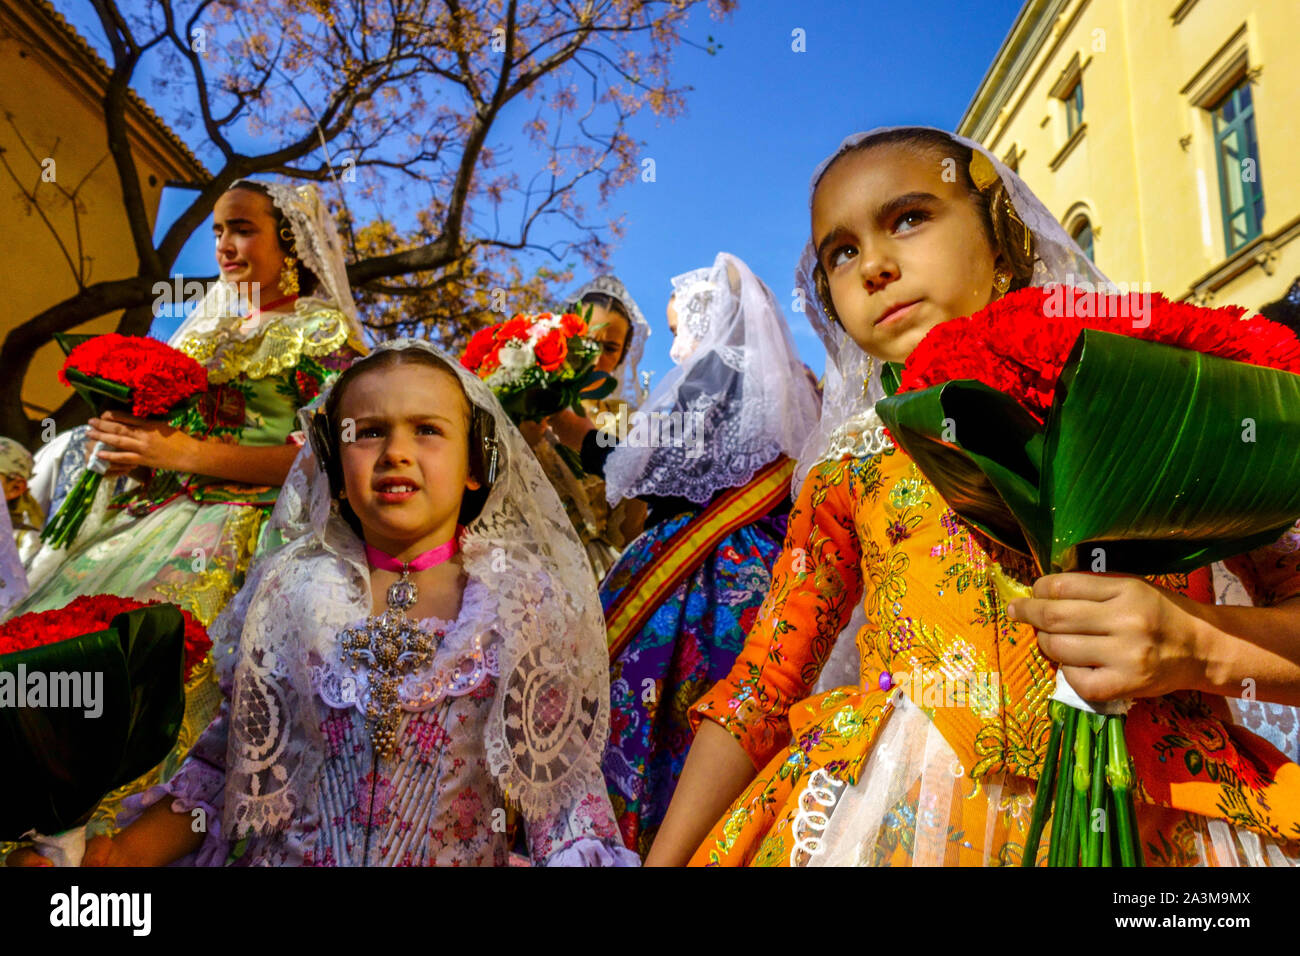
[604,252,821,505]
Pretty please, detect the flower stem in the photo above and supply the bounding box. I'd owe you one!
[1101,789,1114,867]
[1048,705,1079,866]
[1085,714,1108,866]
[1067,708,1093,866]
[1106,716,1143,867]
[40,470,102,550]
[1021,699,1066,866]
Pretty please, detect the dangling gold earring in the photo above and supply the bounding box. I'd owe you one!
[278,225,299,296]
[279,255,300,296]
[993,268,1012,296]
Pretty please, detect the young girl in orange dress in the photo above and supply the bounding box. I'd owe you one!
[647,126,1300,867]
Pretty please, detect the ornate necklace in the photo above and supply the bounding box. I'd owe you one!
[340,534,460,756]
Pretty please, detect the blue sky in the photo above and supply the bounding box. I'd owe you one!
[597,0,1026,385]
[66,0,1026,386]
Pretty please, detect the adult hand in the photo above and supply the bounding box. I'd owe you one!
[545,407,596,451]
[87,411,201,474]
[84,433,133,477]
[1007,572,1204,702]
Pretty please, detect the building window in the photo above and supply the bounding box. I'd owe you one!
[1210,76,1264,254]
[1071,217,1094,262]
[1064,79,1084,136]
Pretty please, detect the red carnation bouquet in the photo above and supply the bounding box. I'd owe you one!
[460,310,615,473]
[0,595,209,862]
[0,594,211,682]
[877,286,1300,867]
[897,287,1300,423]
[42,333,210,549]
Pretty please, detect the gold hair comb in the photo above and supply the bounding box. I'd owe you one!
[970,150,1032,256]
[969,151,999,192]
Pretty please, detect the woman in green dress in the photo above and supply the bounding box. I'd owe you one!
[5,180,366,834]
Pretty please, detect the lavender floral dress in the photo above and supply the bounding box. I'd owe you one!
[123,577,639,867]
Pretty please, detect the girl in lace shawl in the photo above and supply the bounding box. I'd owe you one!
[596,252,821,856]
[650,127,1300,867]
[10,341,636,867]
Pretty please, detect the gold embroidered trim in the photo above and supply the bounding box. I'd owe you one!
[179,307,360,383]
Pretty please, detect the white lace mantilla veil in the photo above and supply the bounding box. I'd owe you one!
[568,275,652,408]
[206,339,612,837]
[798,126,1106,695]
[167,179,365,351]
[603,252,821,506]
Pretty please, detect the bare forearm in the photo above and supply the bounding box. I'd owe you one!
[645,720,756,866]
[547,408,595,451]
[1191,596,1300,705]
[110,800,206,866]
[185,440,299,486]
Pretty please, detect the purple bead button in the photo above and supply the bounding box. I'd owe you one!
[878,671,892,692]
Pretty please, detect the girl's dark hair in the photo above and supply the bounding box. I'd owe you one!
[576,291,634,366]
[308,348,497,535]
[225,182,321,298]
[1259,278,1300,335]
[810,128,1037,327]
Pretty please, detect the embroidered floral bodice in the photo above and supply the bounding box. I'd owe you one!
[139,576,635,867]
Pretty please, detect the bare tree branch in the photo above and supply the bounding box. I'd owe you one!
[2,0,734,447]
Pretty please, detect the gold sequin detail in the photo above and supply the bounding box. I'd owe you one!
[179,307,361,384]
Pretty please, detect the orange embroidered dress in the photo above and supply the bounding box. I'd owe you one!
[688,446,1300,866]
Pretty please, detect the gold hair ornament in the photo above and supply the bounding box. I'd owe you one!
[279,254,300,296]
[970,151,1032,256]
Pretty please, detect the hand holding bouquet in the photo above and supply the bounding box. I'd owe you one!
[43,334,209,549]
[876,287,1300,865]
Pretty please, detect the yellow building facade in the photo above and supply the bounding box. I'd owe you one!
[959,0,1299,311]
[0,0,207,421]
